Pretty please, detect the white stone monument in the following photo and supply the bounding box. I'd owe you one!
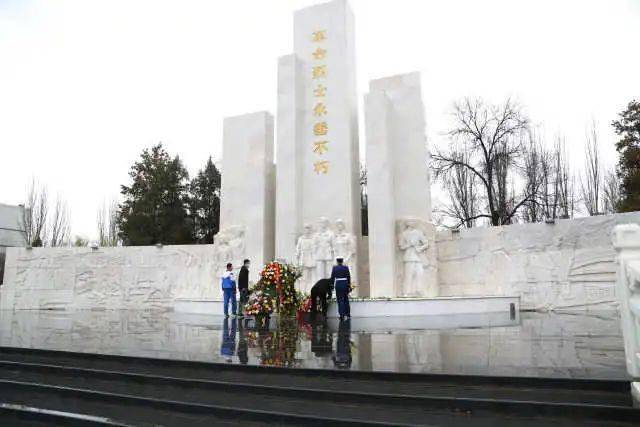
[365,72,437,297]
[612,224,640,403]
[220,111,275,280]
[275,0,362,290]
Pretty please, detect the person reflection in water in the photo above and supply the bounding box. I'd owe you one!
[220,317,237,363]
[332,319,352,369]
[311,319,333,358]
[237,317,249,365]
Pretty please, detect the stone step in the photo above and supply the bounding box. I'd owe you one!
[0,347,637,426]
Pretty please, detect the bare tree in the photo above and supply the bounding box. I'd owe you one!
[522,133,546,223]
[602,169,620,214]
[441,151,478,228]
[554,137,576,219]
[49,195,70,247]
[97,199,120,247]
[360,166,368,236]
[580,122,602,215]
[22,179,49,247]
[433,97,531,226]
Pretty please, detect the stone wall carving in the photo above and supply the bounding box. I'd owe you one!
[294,217,358,294]
[295,223,316,293]
[437,212,640,311]
[396,218,437,297]
[1,243,230,311]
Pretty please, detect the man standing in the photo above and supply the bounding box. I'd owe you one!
[238,259,250,317]
[221,262,237,317]
[330,257,351,320]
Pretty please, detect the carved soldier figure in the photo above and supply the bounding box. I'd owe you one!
[314,217,334,283]
[296,224,316,293]
[398,219,428,296]
[332,219,355,268]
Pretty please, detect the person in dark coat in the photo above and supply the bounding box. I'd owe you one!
[238,259,250,317]
[237,318,249,365]
[330,257,351,320]
[310,278,333,318]
[311,319,333,358]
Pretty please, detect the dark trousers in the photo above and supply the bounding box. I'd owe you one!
[335,282,350,318]
[238,288,248,317]
[311,287,328,316]
[223,287,237,316]
[239,288,249,305]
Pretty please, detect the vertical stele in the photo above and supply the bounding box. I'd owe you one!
[220,112,276,278]
[365,73,437,298]
[276,0,362,286]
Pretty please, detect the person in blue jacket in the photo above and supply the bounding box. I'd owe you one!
[221,262,237,317]
[330,257,351,320]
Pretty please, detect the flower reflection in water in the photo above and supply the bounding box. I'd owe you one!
[231,316,354,369]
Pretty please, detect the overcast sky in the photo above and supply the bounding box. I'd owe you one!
[1,0,639,239]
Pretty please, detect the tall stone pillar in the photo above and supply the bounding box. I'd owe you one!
[220,112,275,278]
[365,72,437,298]
[276,0,362,289]
[275,54,304,261]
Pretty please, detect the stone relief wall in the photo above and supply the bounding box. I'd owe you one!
[295,217,357,294]
[395,218,438,297]
[436,212,640,311]
[1,243,236,311]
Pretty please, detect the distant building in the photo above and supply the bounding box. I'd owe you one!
[0,203,26,247]
[0,203,27,284]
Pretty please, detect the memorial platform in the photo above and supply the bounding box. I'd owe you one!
[175,295,519,317]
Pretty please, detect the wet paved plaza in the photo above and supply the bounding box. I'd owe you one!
[0,309,627,380]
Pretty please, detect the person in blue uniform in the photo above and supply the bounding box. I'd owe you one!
[220,317,236,363]
[221,263,237,317]
[330,257,351,320]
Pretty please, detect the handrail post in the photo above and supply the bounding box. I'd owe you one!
[612,224,640,404]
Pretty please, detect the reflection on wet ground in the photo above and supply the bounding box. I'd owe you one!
[0,309,627,379]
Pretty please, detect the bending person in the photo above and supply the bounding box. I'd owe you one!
[310,278,333,318]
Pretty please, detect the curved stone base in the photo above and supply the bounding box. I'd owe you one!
[175,295,519,318]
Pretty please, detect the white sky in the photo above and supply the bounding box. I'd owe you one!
[1,0,639,239]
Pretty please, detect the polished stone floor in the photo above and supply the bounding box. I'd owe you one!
[0,309,627,379]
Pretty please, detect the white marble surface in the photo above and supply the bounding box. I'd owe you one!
[220,111,275,277]
[0,309,626,379]
[0,245,223,310]
[175,295,519,318]
[276,0,362,285]
[365,73,435,298]
[436,212,640,311]
[612,223,640,400]
[275,54,304,262]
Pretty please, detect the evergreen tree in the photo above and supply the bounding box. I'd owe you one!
[613,100,640,212]
[188,157,221,243]
[117,144,193,245]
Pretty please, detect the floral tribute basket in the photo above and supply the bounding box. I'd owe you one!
[244,261,301,326]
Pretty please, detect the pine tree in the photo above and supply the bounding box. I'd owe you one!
[188,157,221,243]
[613,100,640,212]
[117,144,193,245]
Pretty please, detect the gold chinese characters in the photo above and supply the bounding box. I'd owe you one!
[311,29,329,174]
